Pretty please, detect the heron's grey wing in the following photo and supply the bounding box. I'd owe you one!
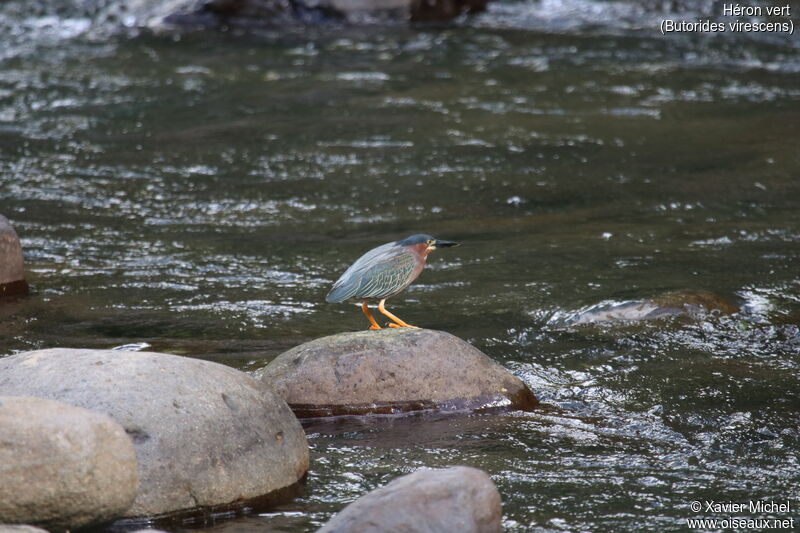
[326,242,396,302]
[326,248,416,302]
[355,251,417,300]
[335,241,397,283]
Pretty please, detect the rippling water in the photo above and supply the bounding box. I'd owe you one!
[1,0,799,531]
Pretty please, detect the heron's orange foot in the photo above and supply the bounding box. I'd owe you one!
[368,325,382,330]
[388,323,420,329]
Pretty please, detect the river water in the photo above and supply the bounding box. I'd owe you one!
[1,0,799,531]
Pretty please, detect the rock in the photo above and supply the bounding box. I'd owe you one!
[95,0,485,32]
[554,290,739,326]
[650,290,739,316]
[97,0,293,33]
[318,466,502,533]
[257,328,538,418]
[0,215,27,298]
[0,349,309,518]
[0,396,138,531]
[410,0,486,20]
[0,526,50,533]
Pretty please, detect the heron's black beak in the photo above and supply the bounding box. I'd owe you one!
[434,240,459,248]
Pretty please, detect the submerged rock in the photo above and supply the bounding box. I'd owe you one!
[0,349,308,518]
[0,396,138,531]
[318,466,502,533]
[257,328,538,418]
[0,215,27,298]
[650,290,739,315]
[553,290,739,326]
[96,0,485,32]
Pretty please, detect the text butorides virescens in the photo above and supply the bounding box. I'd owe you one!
[326,234,460,329]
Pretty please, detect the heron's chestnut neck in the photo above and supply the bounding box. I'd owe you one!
[411,242,432,258]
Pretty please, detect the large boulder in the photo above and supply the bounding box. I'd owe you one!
[257,328,538,418]
[318,466,502,533]
[0,396,138,531]
[95,0,485,32]
[0,215,27,298]
[0,349,309,518]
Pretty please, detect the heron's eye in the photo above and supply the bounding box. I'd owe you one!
[427,239,434,245]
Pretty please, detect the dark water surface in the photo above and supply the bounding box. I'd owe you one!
[1,1,799,531]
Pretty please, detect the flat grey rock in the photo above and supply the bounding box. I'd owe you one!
[257,328,538,417]
[0,349,309,518]
[318,466,502,533]
[0,396,138,531]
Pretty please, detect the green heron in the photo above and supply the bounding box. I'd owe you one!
[326,234,460,329]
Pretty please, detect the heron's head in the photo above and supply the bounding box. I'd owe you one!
[398,234,460,255]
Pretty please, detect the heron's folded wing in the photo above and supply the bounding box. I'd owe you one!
[327,249,416,302]
[326,242,395,302]
[355,251,417,300]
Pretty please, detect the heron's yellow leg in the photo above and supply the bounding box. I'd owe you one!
[378,299,420,329]
[361,302,381,330]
